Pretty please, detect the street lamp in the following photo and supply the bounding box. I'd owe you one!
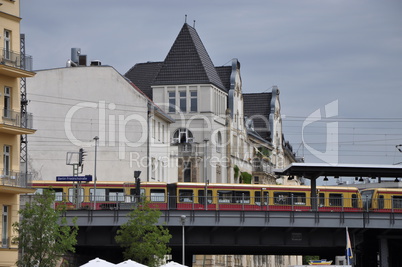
[180,215,186,265]
[93,136,99,210]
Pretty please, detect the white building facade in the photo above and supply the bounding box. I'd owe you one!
[27,64,177,183]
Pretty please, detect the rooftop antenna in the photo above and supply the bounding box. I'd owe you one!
[185,14,187,23]
[193,20,196,28]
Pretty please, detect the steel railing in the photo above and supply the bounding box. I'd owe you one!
[1,48,33,71]
[23,193,402,213]
[0,170,32,188]
[2,109,34,129]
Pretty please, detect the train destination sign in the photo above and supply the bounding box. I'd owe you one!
[56,175,92,182]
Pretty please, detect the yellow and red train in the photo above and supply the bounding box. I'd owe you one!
[31,181,402,212]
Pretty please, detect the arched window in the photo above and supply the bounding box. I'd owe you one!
[172,128,194,144]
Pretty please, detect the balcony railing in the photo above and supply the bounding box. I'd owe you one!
[2,109,34,129]
[0,170,32,188]
[1,48,33,71]
[252,159,273,174]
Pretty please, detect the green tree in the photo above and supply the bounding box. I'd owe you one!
[115,200,172,267]
[234,165,240,182]
[13,190,78,267]
[240,171,252,184]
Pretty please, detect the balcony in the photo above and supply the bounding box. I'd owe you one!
[0,170,32,189]
[0,109,35,134]
[252,158,273,174]
[176,143,201,157]
[0,49,34,77]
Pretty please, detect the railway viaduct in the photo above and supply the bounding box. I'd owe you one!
[64,163,402,266]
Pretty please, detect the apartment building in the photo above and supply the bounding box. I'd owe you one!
[0,0,36,266]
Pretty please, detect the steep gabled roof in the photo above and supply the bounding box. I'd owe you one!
[243,92,272,141]
[124,62,163,99]
[215,66,232,92]
[152,23,226,91]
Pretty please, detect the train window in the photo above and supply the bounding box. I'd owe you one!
[108,189,124,202]
[36,188,64,201]
[319,193,325,207]
[293,193,306,205]
[329,194,343,206]
[90,188,106,202]
[255,191,268,205]
[129,188,145,196]
[218,191,250,204]
[392,196,402,209]
[68,188,84,203]
[179,190,193,203]
[274,192,305,205]
[218,190,232,203]
[150,189,165,202]
[274,192,289,205]
[198,190,212,204]
[233,191,250,204]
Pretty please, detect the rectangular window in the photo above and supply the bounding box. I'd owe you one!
[392,196,402,209]
[4,30,11,59]
[168,91,176,113]
[4,87,11,118]
[329,193,343,206]
[179,91,186,112]
[179,189,193,203]
[3,145,10,176]
[190,91,197,112]
[152,119,156,139]
[162,124,165,143]
[2,206,9,248]
[274,192,303,205]
[150,189,165,202]
[158,122,161,141]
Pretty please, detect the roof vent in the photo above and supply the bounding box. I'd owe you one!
[78,55,87,66]
[90,60,101,66]
[71,48,81,64]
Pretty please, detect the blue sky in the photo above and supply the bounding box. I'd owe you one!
[20,0,402,182]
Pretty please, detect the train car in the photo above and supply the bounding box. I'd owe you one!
[168,183,361,212]
[31,181,362,212]
[360,188,402,212]
[316,186,361,212]
[31,181,169,210]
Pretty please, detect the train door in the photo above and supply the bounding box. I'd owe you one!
[361,190,374,210]
[68,187,84,208]
[198,189,213,206]
[167,184,177,210]
[319,193,325,207]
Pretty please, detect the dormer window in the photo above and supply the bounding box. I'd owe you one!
[172,128,193,144]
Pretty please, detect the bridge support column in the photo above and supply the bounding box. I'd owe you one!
[379,238,389,267]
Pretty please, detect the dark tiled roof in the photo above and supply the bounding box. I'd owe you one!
[153,23,226,91]
[243,92,272,141]
[124,62,163,99]
[215,66,232,92]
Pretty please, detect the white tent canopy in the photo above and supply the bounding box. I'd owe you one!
[80,257,116,267]
[159,261,188,267]
[116,260,148,267]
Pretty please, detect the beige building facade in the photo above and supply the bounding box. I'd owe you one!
[0,0,36,266]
